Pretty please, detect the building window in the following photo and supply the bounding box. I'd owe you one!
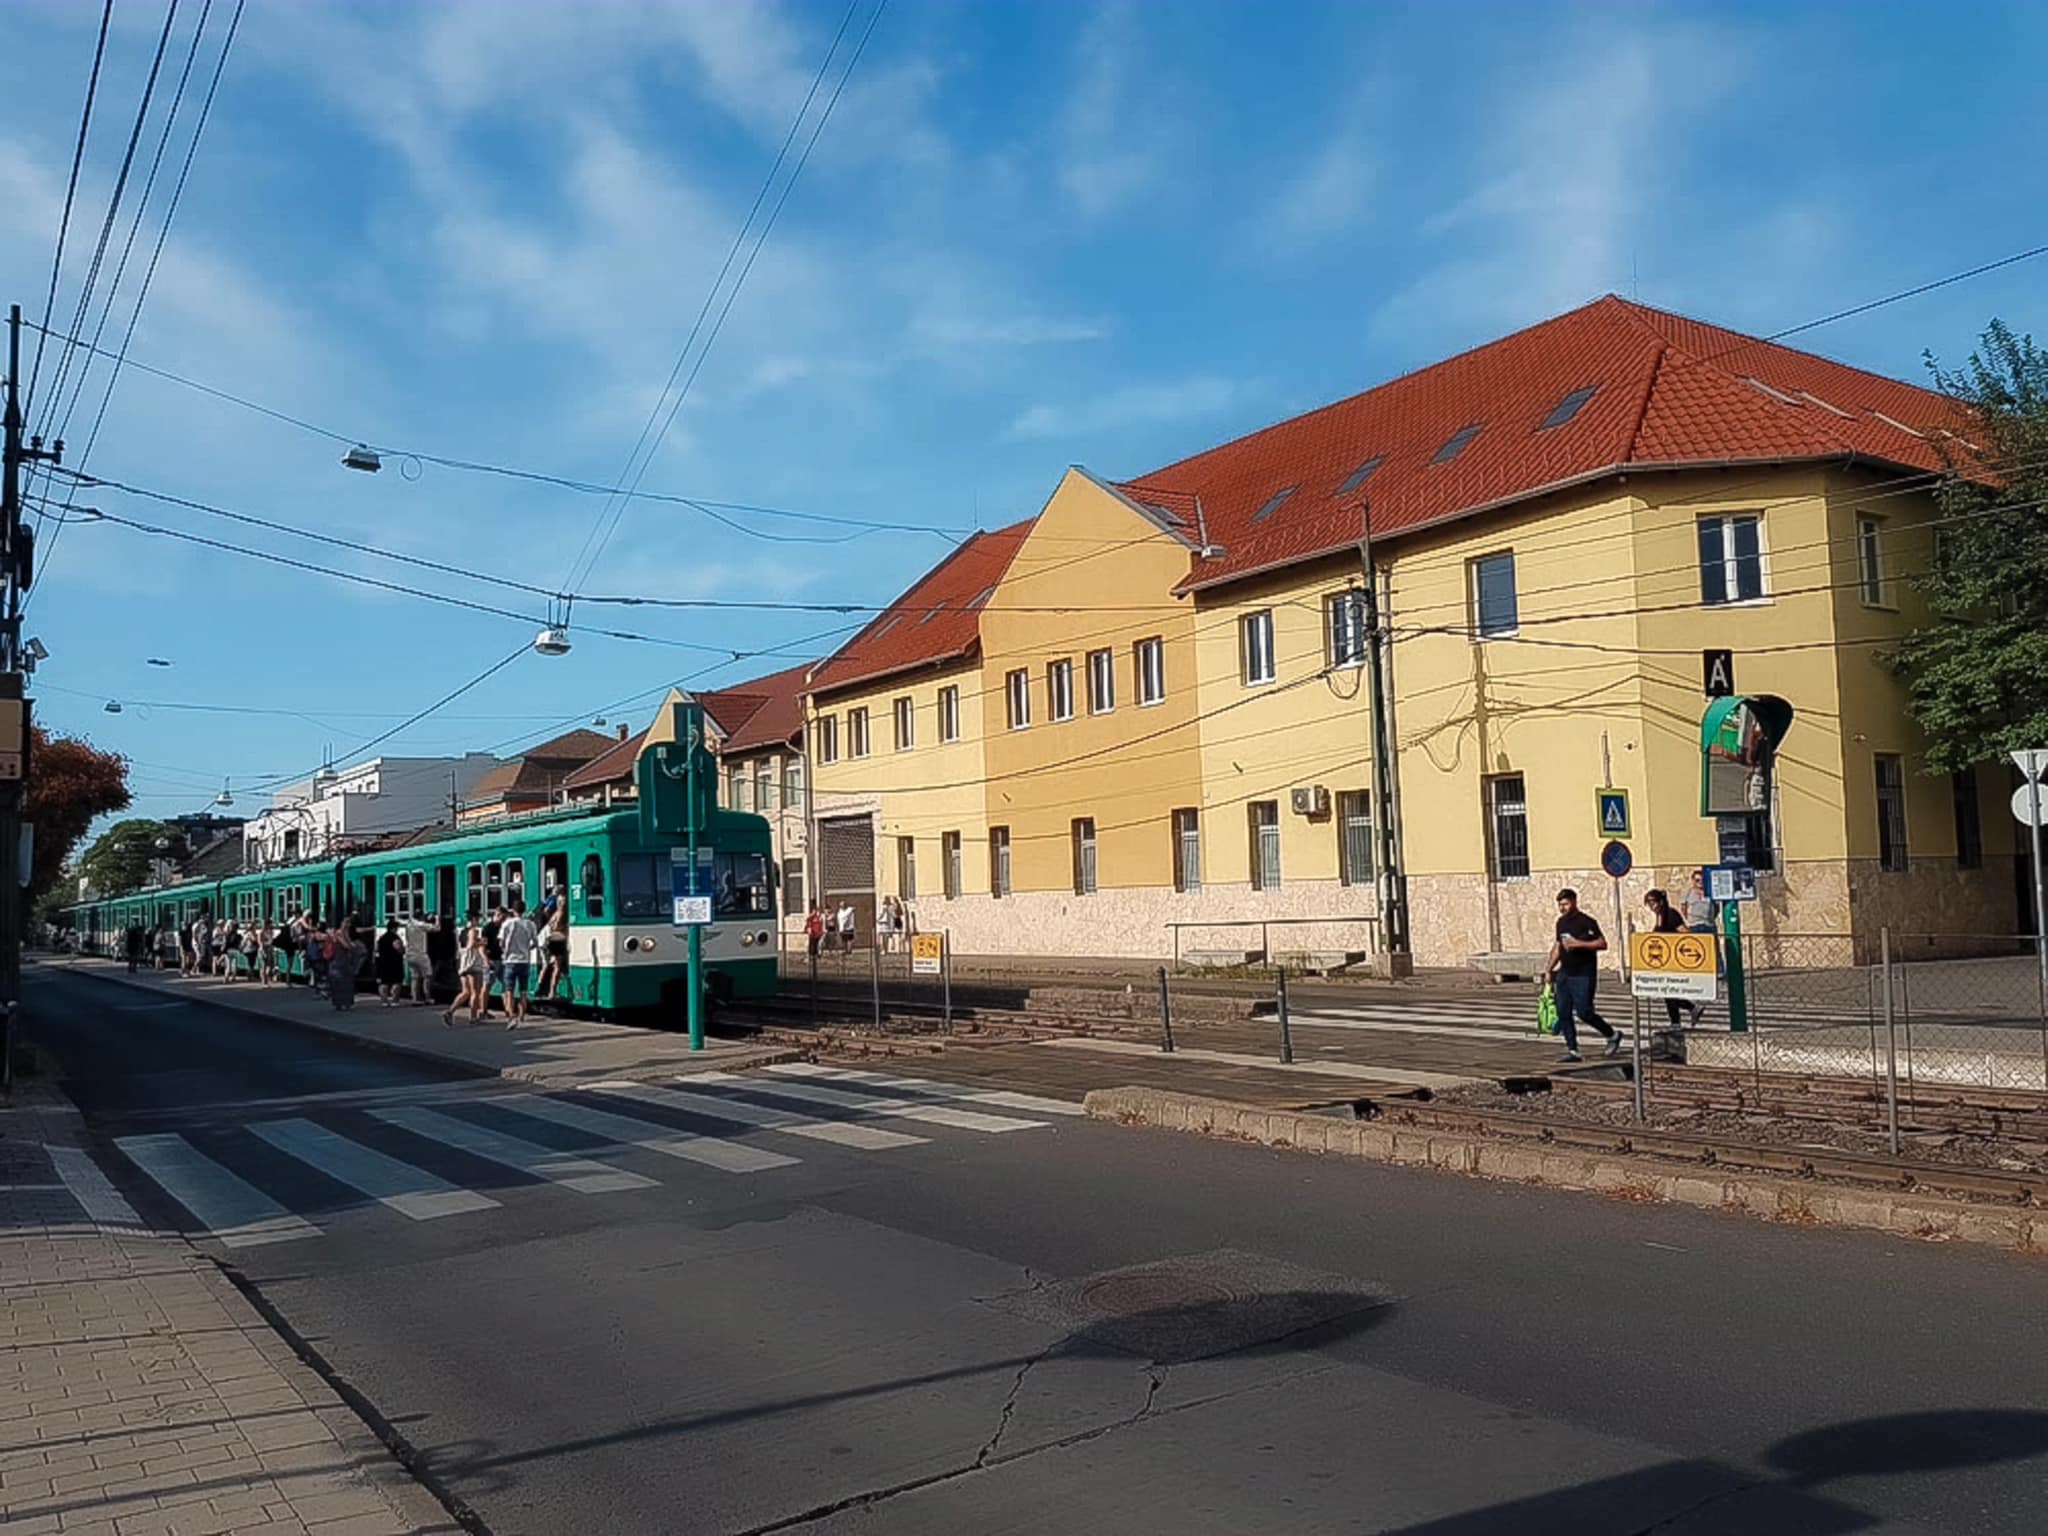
[990,826,1011,897]
[754,761,773,812]
[938,685,960,743]
[1005,669,1031,729]
[1487,774,1529,881]
[897,837,917,901]
[1699,514,1767,605]
[1470,551,1518,638]
[1048,658,1075,722]
[1952,768,1983,870]
[729,765,749,811]
[1241,610,1276,686]
[1136,636,1166,705]
[784,758,804,810]
[893,695,915,751]
[1327,590,1367,667]
[1087,649,1115,713]
[783,856,804,914]
[817,715,838,765]
[943,831,962,899]
[1338,790,1374,886]
[1172,808,1201,892]
[848,707,870,759]
[1069,818,1098,895]
[1248,801,1281,890]
[1858,516,1888,606]
[1875,754,1909,872]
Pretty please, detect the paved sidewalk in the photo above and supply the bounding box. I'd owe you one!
[39,955,795,1087]
[0,1091,454,1535]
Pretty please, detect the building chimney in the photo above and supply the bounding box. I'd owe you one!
[617,723,629,740]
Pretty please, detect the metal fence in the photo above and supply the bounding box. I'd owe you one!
[1654,928,2048,1147]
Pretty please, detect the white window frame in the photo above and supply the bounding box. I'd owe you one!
[1241,610,1276,687]
[943,830,962,899]
[783,757,804,809]
[1857,515,1889,607]
[1048,658,1075,723]
[1248,801,1281,891]
[1005,669,1031,730]
[990,826,1012,897]
[817,714,838,765]
[754,760,774,812]
[893,695,915,751]
[1071,817,1097,895]
[897,836,917,901]
[1086,648,1115,714]
[1326,590,1368,668]
[1338,790,1374,886]
[848,706,870,759]
[1698,513,1770,606]
[1136,636,1166,706]
[1486,774,1529,882]
[1469,551,1519,640]
[938,685,961,743]
[1172,807,1201,893]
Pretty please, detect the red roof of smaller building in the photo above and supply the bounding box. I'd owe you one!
[560,729,646,791]
[805,520,1034,695]
[1115,295,1974,594]
[696,662,812,755]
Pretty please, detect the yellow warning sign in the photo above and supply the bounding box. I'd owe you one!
[1630,931,1716,975]
[911,933,944,976]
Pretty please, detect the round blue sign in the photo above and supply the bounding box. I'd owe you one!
[1600,839,1633,878]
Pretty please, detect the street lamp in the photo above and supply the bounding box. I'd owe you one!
[214,779,234,808]
[341,444,382,473]
[533,626,572,657]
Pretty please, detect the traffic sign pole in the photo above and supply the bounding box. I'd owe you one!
[686,716,703,1052]
[1723,900,1747,1033]
[2029,771,2046,1019]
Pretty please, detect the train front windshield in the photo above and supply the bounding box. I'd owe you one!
[613,852,772,919]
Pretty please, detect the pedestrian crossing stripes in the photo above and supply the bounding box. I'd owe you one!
[107,1069,1072,1249]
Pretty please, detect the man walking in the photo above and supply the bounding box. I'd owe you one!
[403,908,434,1005]
[1546,887,1621,1062]
[498,899,538,1029]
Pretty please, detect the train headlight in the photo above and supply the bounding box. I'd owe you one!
[624,936,640,953]
[756,930,771,946]
[740,932,754,947]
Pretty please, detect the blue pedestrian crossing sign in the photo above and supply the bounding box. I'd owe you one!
[1596,788,1631,839]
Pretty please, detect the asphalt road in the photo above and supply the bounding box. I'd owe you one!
[30,964,2048,1536]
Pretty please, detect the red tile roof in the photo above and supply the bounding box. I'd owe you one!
[805,520,1034,695]
[697,661,813,755]
[560,729,645,792]
[520,727,619,765]
[1117,295,1973,594]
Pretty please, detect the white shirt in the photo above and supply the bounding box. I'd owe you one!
[836,905,854,934]
[500,915,538,965]
[403,918,430,958]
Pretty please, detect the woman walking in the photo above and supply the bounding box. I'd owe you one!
[446,918,489,1026]
[327,925,359,1011]
[1644,888,1704,1027]
[375,918,406,1007]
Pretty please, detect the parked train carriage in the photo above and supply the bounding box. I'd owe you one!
[66,875,219,956]
[343,804,776,1015]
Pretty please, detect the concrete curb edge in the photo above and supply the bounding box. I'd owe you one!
[1082,1085,2043,1256]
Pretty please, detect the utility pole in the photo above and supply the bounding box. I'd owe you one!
[2,304,59,1033]
[1357,500,1411,978]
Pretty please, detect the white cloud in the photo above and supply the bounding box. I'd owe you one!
[1004,376,1250,441]
[1259,88,1384,256]
[1373,21,1747,341]
[1056,2,1169,218]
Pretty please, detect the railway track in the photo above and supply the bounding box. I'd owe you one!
[1560,1066,2048,1140]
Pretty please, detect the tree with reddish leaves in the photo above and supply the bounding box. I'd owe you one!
[24,725,130,928]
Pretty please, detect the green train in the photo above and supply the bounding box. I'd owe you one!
[61,718,776,1016]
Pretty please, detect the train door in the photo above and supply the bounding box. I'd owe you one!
[541,852,567,908]
[436,865,456,920]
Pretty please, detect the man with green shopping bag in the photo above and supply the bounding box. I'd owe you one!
[1545,888,1622,1063]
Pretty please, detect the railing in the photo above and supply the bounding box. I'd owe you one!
[1165,914,1381,973]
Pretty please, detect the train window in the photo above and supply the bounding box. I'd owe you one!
[580,855,605,919]
[383,875,396,917]
[714,853,771,916]
[616,855,664,920]
[507,860,525,910]
[410,871,426,915]
[485,862,504,912]
[465,864,484,921]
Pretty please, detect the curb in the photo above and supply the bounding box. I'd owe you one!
[39,959,801,1086]
[1082,1085,2043,1257]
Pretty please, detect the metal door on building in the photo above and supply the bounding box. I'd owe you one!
[816,814,876,940]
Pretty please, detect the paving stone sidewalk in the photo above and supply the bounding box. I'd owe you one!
[0,1093,456,1536]
[39,954,793,1086]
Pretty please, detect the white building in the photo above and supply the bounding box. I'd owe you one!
[242,754,500,868]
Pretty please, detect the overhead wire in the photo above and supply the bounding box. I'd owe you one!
[22,0,114,422]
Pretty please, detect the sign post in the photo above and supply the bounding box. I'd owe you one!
[642,701,718,1052]
[2013,750,2048,1015]
[1598,734,1629,978]
[1699,695,1794,1033]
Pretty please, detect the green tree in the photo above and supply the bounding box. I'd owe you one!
[24,726,131,923]
[77,818,187,899]
[1891,321,2048,771]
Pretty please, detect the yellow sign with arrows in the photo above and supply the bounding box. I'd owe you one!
[1629,930,1717,1002]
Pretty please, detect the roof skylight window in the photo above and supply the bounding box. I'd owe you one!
[1800,391,1854,418]
[1870,411,1925,439]
[968,584,998,609]
[917,601,948,626]
[1741,376,1802,406]
[1337,456,1383,495]
[1251,486,1297,523]
[1538,385,1597,429]
[1432,423,1481,464]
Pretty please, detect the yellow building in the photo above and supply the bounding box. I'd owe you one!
[806,297,2020,968]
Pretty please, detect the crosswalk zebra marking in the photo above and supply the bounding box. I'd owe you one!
[592,1082,927,1151]
[763,1062,1086,1118]
[47,1145,142,1228]
[114,1133,322,1247]
[368,1106,659,1194]
[491,1094,800,1174]
[248,1118,500,1221]
[696,1072,1048,1134]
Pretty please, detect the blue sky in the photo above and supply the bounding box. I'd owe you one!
[2,0,2043,825]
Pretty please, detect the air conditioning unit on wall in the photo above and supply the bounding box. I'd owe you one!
[1290,785,1330,818]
